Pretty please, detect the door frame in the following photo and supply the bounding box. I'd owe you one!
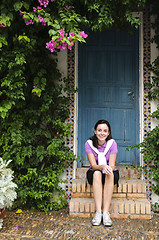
[73,12,144,178]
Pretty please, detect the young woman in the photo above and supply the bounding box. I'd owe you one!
[85,119,119,227]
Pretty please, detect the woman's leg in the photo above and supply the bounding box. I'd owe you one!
[103,174,114,212]
[93,171,103,212]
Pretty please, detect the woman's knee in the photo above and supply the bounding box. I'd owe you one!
[93,170,102,182]
[105,174,114,183]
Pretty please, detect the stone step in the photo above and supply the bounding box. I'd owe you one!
[72,179,147,197]
[69,198,152,219]
[76,167,141,180]
[70,168,152,219]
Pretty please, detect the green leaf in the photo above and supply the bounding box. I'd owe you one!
[23,2,30,10]
[14,2,23,11]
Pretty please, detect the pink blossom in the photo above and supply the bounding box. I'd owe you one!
[79,31,88,39]
[33,85,37,88]
[68,45,72,50]
[19,10,23,16]
[66,5,71,9]
[37,6,42,10]
[56,45,63,51]
[13,226,19,230]
[38,0,49,7]
[19,10,26,19]
[69,32,76,37]
[38,15,46,26]
[26,19,34,25]
[46,41,56,52]
[61,42,68,50]
[0,24,6,27]
[33,7,37,12]
[60,28,65,37]
[68,42,74,50]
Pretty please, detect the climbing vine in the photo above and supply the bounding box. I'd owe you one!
[145,0,159,209]
[0,0,147,211]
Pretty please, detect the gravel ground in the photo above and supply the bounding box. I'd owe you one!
[0,208,159,240]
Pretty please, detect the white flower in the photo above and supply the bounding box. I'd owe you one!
[0,158,18,210]
[0,219,3,230]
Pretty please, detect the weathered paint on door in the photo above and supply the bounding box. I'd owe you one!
[78,28,139,167]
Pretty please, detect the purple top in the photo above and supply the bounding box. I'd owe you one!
[85,140,118,171]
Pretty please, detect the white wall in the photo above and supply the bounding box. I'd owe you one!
[56,50,68,189]
[151,16,159,206]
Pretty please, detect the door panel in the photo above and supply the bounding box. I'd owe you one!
[78,28,139,166]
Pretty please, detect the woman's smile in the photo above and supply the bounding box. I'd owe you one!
[94,123,110,145]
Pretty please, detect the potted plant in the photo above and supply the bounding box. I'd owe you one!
[0,158,17,230]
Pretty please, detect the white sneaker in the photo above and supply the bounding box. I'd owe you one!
[103,212,112,227]
[92,211,102,226]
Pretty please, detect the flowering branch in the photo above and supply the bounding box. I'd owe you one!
[19,0,88,53]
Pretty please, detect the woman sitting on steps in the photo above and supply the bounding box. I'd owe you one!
[85,119,119,227]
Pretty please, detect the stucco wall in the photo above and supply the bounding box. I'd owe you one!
[151,16,159,206]
[56,49,68,189]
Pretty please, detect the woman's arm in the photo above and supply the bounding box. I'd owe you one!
[87,153,103,171]
[109,154,117,171]
[87,153,113,174]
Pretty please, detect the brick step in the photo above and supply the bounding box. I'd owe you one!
[69,198,152,219]
[76,167,141,180]
[72,179,147,197]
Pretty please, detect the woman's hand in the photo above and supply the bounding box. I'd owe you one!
[102,165,113,175]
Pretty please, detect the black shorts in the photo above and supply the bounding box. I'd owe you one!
[87,169,119,187]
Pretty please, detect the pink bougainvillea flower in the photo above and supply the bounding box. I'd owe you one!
[38,0,49,7]
[0,24,6,27]
[33,7,37,12]
[33,85,37,89]
[19,10,26,16]
[69,32,76,37]
[46,41,56,52]
[60,28,65,37]
[79,31,88,39]
[66,5,71,9]
[19,10,23,16]
[57,37,62,41]
[19,10,26,20]
[37,6,42,10]
[67,41,74,50]
[26,19,34,25]
[68,32,76,40]
[14,226,19,230]
[38,15,46,26]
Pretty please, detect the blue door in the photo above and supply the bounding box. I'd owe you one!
[78,28,139,167]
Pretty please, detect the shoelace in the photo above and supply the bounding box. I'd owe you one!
[94,212,101,220]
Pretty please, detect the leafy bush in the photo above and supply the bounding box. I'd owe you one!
[0,0,77,211]
[0,0,147,211]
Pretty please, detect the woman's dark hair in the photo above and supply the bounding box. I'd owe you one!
[90,120,112,148]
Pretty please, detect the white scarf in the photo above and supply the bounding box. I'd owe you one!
[87,139,114,165]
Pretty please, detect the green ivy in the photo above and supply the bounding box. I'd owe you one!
[127,0,159,210]
[0,0,147,211]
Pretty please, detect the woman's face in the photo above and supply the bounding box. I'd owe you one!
[94,123,110,144]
